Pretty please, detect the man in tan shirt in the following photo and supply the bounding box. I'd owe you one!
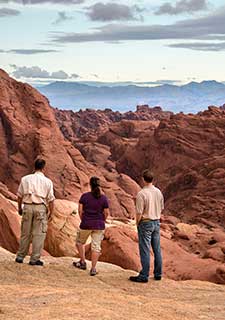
[15,158,55,266]
[130,169,164,283]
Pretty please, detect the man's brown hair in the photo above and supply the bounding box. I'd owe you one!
[35,158,46,170]
[142,169,154,183]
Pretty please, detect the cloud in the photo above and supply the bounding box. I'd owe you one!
[136,80,182,86]
[53,11,73,24]
[50,7,225,53]
[71,73,79,78]
[155,0,208,15]
[10,65,80,79]
[50,70,71,79]
[86,2,142,21]
[0,49,58,54]
[0,7,20,17]
[0,0,84,4]
[91,74,99,78]
[168,42,225,51]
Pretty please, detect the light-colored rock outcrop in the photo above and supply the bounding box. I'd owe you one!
[45,199,79,257]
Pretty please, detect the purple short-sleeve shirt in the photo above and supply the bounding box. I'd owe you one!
[79,192,109,230]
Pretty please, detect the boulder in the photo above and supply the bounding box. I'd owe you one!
[45,199,80,257]
[0,193,20,253]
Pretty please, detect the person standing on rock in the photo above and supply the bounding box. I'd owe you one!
[15,158,55,266]
[129,169,164,283]
[73,176,109,276]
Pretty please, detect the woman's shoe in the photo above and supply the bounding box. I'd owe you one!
[72,260,87,270]
[90,268,97,276]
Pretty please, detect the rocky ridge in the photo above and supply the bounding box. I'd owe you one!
[54,105,171,142]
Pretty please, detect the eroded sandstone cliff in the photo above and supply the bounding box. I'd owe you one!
[0,69,136,219]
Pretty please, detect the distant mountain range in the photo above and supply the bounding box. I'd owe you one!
[38,80,225,113]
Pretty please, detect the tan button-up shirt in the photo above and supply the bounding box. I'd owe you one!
[136,185,164,220]
[17,171,55,205]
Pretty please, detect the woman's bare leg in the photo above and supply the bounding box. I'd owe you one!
[76,243,86,262]
[91,251,101,270]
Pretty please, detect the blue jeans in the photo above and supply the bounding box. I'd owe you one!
[137,220,162,280]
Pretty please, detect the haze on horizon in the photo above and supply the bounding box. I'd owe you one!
[1,0,225,86]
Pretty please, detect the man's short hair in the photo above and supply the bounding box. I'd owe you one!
[35,158,46,170]
[142,169,154,183]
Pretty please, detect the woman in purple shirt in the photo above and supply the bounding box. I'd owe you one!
[73,176,109,276]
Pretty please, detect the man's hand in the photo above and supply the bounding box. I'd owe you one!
[48,200,54,221]
[136,214,142,226]
[18,196,23,216]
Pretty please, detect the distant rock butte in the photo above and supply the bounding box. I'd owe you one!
[54,104,171,143]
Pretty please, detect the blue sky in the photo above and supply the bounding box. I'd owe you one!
[1,0,225,85]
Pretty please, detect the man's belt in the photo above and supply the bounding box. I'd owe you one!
[141,218,159,222]
[24,202,45,205]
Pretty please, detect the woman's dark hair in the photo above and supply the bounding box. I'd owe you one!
[90,176,101,199]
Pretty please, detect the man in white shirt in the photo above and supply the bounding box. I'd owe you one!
[15,159,55,266]
[129,169,164,283]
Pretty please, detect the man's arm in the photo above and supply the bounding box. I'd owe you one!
[160,192,164,222]
[78,203,83,219]
[135,192,144,226]
[17,180,24,216]
[136,213,142,226]
[48,200,54,221]
[46,181,55,221]
[17,196,23,216]
[103,208,109,221]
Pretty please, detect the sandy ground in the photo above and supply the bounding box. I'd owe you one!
[0,248,224,320]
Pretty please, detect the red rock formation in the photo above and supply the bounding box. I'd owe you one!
[1,69,225,284]
[54,105,171,142]
[0,69,87,200]
[86,225,141,271]
[0,69,136,219]
[0,182,17,201]
[54,106,170,178]
[0,192,48,256]
[85,224,225,284]
[0,193,20,253]
[116,107,225,228]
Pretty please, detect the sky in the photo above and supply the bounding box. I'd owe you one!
[1,0,225,85]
